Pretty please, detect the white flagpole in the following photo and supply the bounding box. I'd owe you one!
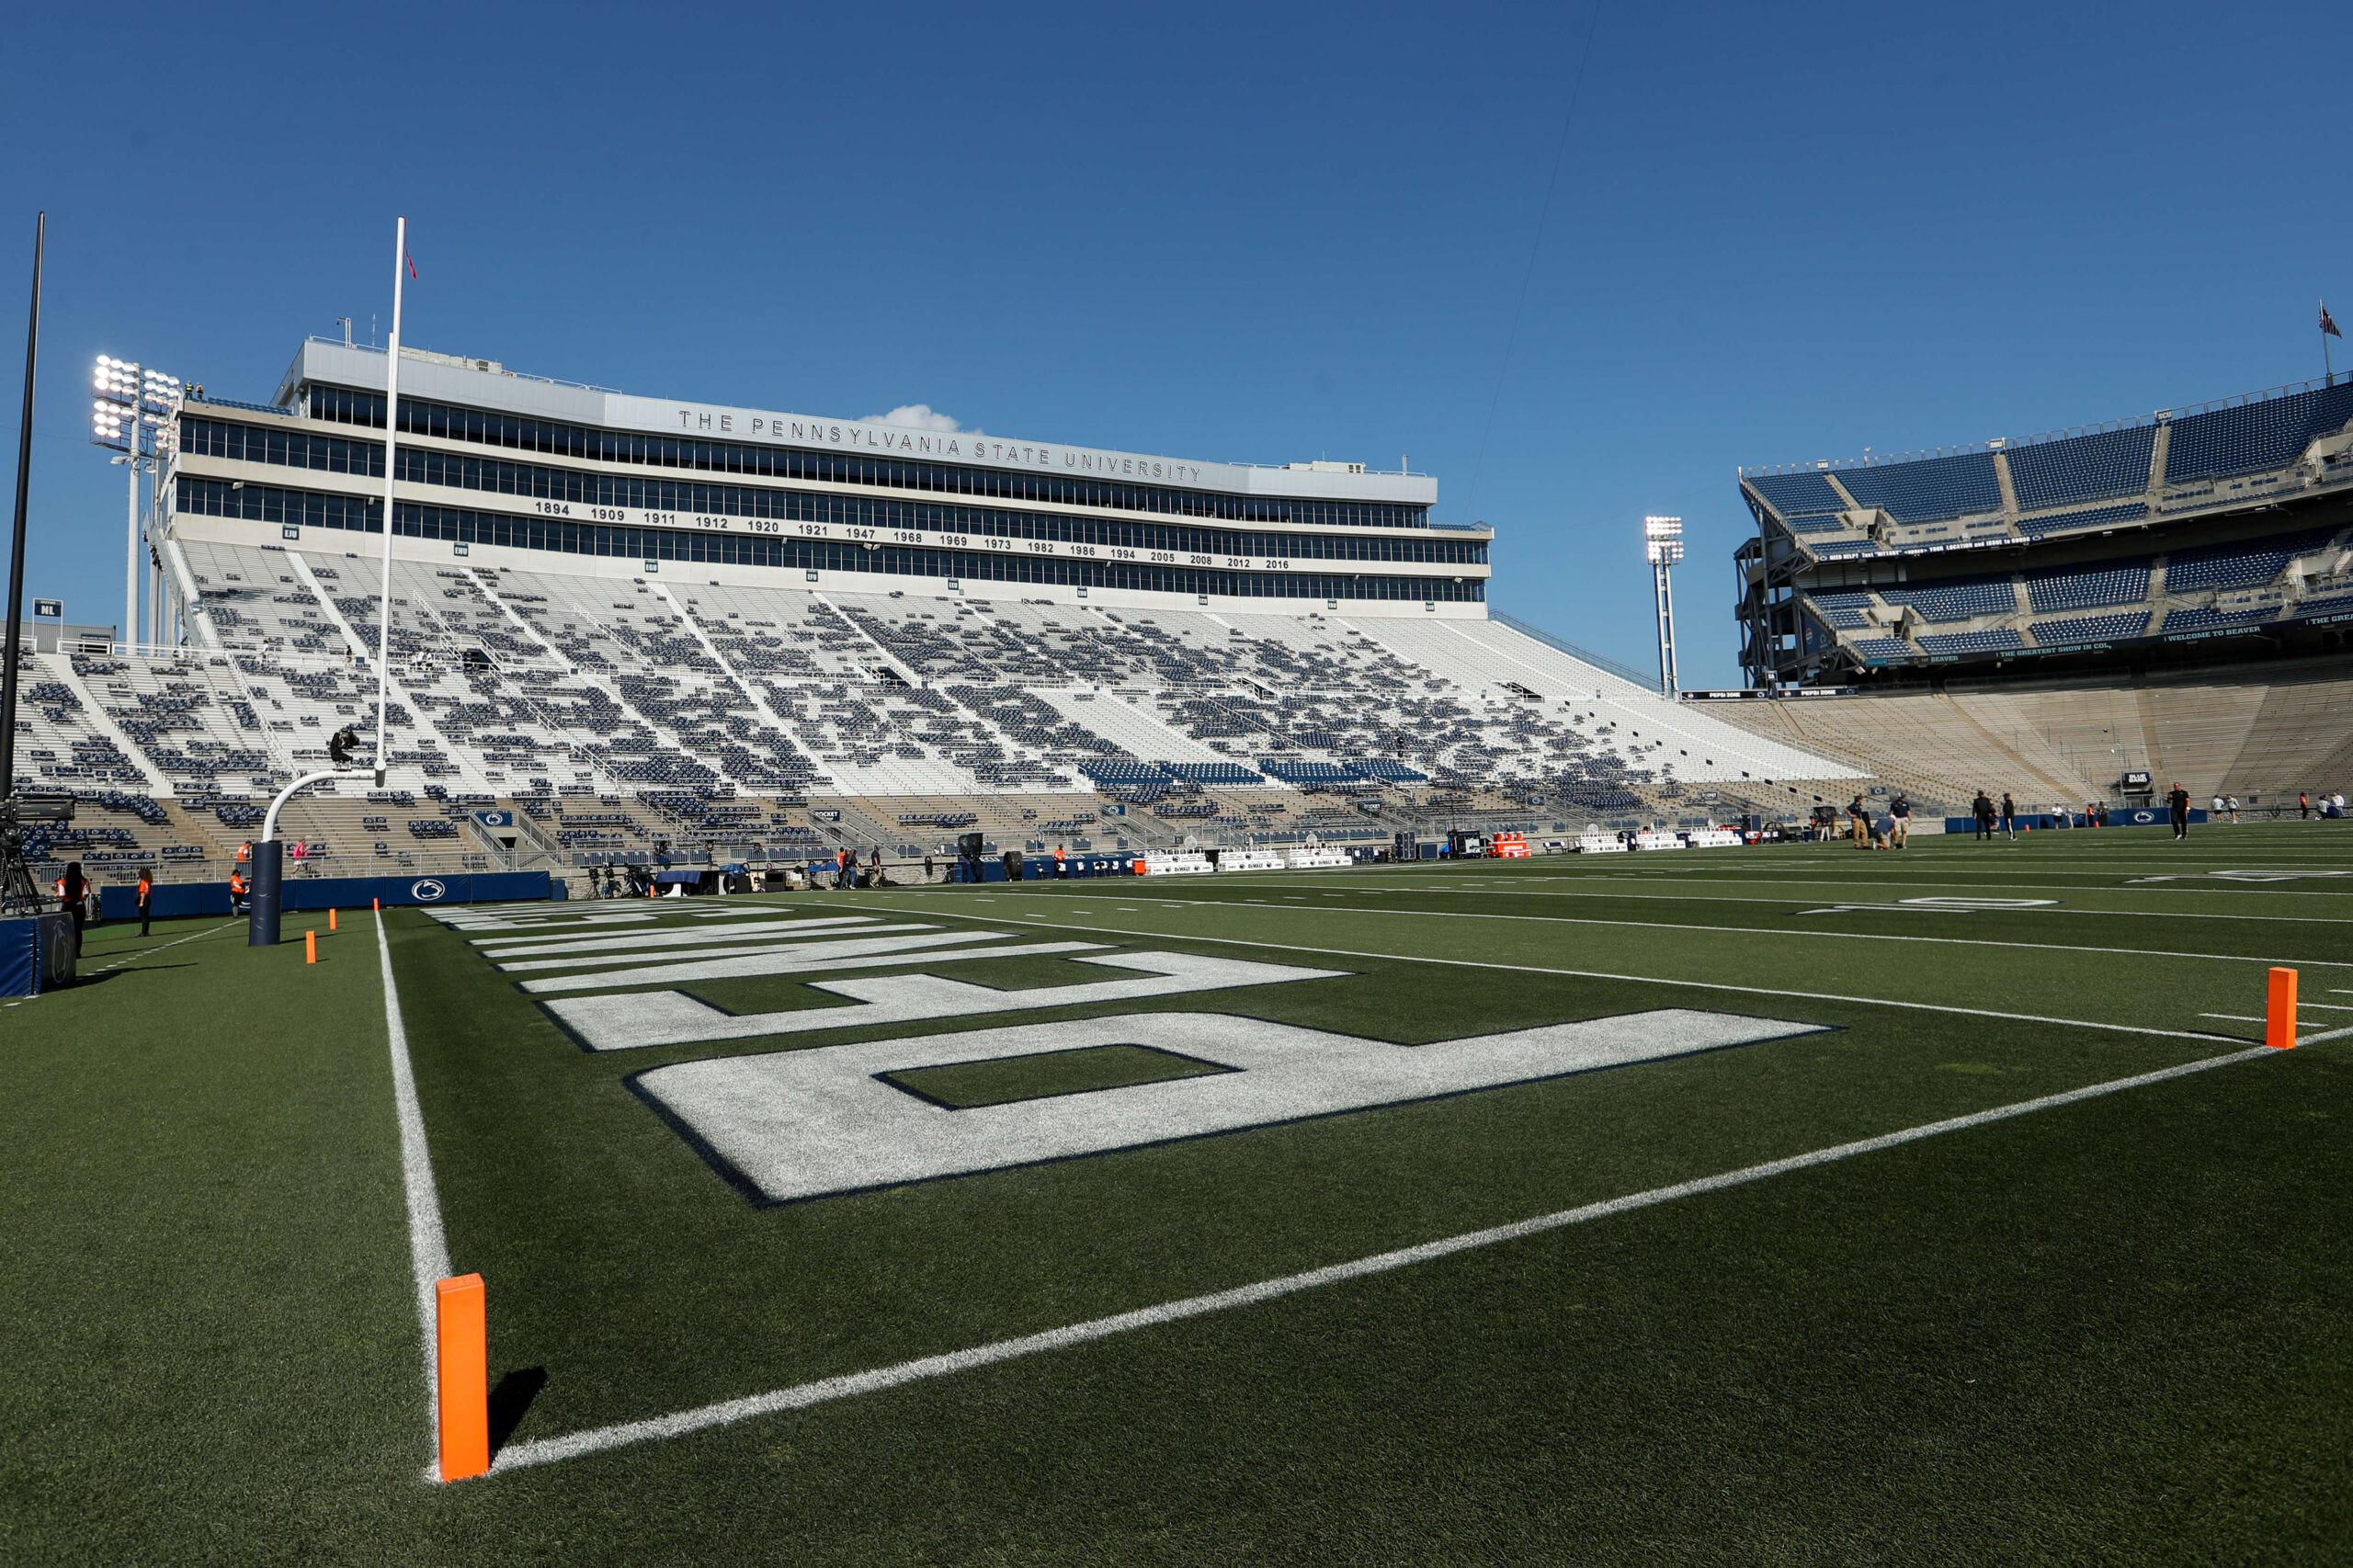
[377,215,404,785]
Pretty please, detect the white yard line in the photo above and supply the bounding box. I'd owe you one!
[861,900,2246,1043]
[476,1043,2278,1478]
[904,892,2353,971]
[1206,879,2353,926]
[377,908,453,1459]
[91,918,240,972]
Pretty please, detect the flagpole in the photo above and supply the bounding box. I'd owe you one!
[1,212,43,802]
[377,215,404,786]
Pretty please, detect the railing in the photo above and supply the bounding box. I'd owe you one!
[185,393,286,416]
[1741,371,2348,478]
[301,336,620,393]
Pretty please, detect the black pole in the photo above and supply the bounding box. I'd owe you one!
[0,212,43,801]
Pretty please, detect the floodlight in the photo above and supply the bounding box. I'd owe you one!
[1642,515,1685,697]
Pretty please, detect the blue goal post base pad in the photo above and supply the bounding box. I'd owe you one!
[0,913,77,995]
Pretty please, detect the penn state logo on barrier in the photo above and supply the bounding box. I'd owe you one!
[411,878,449,903]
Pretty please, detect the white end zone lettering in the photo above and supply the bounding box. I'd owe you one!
[636,1007,1832,1204]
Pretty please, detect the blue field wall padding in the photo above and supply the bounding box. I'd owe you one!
[101,870,552,922]
[0,913,78,995]
[1939,809,2207,834]
[949,854,1137,883]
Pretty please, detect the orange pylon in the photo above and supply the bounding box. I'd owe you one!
[435,1274,490,1482]
[2267,967,2298,1049]
[329,907,338,931]
[305,929,317,964]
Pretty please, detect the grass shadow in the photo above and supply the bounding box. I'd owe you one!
[487,1366,549,1457]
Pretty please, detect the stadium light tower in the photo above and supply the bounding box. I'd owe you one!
[90,355,181,650]
[1643,515,1684,699]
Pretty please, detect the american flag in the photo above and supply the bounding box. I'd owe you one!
[2325,301,2343,339]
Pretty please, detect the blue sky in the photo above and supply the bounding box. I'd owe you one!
[2,1,2348,684]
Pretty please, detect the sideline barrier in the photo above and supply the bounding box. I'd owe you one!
[1946,809,2210,833]
[101,870,552,923]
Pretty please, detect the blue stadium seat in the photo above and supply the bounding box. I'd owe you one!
[1835,451,2002,524]
[2164,381,2353,483]
[2006,426,2157,510]
[2025,561,2151,612]
[1916,628,2026,653]
[2018,501,2152,539]
[1745,471,1847,518]
[2161,605,2276,635]
[2163,528,2335,592]
[1881,578,2013,622]
[2290,591,2353,621]
[1845,636,1914,661]
[2032,611,2150,645]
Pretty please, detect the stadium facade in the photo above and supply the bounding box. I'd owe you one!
[1735,375,2353,687]
[165,340,1486,620]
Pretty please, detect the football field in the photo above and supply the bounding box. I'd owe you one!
[8,824,2353,1564]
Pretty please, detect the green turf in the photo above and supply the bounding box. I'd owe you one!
[881,1043,1232,1108]
[6,826,2352,1563]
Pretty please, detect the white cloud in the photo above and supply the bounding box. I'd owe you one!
[858,403,968,433]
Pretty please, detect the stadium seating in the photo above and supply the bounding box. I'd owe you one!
[2026,562,2151,613]
[1745,470,1847,519]
[1705,650,2353,810]
[2157,605,2273,635]
[2017,501,2152,539]
[1881,579,2014,621]
[2031,611,2150,645]
[75,536,1865,884]
[1916,629,2025,654]
[1833,451,2003,524]
[2162,528,2335,593]
[2006,426,2157,510]
[2163,381,2353,483]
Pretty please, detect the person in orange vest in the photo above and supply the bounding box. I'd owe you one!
[237,841,252,863]
[835,846,853,890]
[136,868,153,937]
[228,867,248,915]
[1054,843,1067,878]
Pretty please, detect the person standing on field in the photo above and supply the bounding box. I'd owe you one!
[2000,792,2018,840]
[2300,791,2311,819]
[1889,793,1911,847]
[2168,781,2191,840]
[1972,790,1995,841]
[60,861,87,957]
[136,868,153,937]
